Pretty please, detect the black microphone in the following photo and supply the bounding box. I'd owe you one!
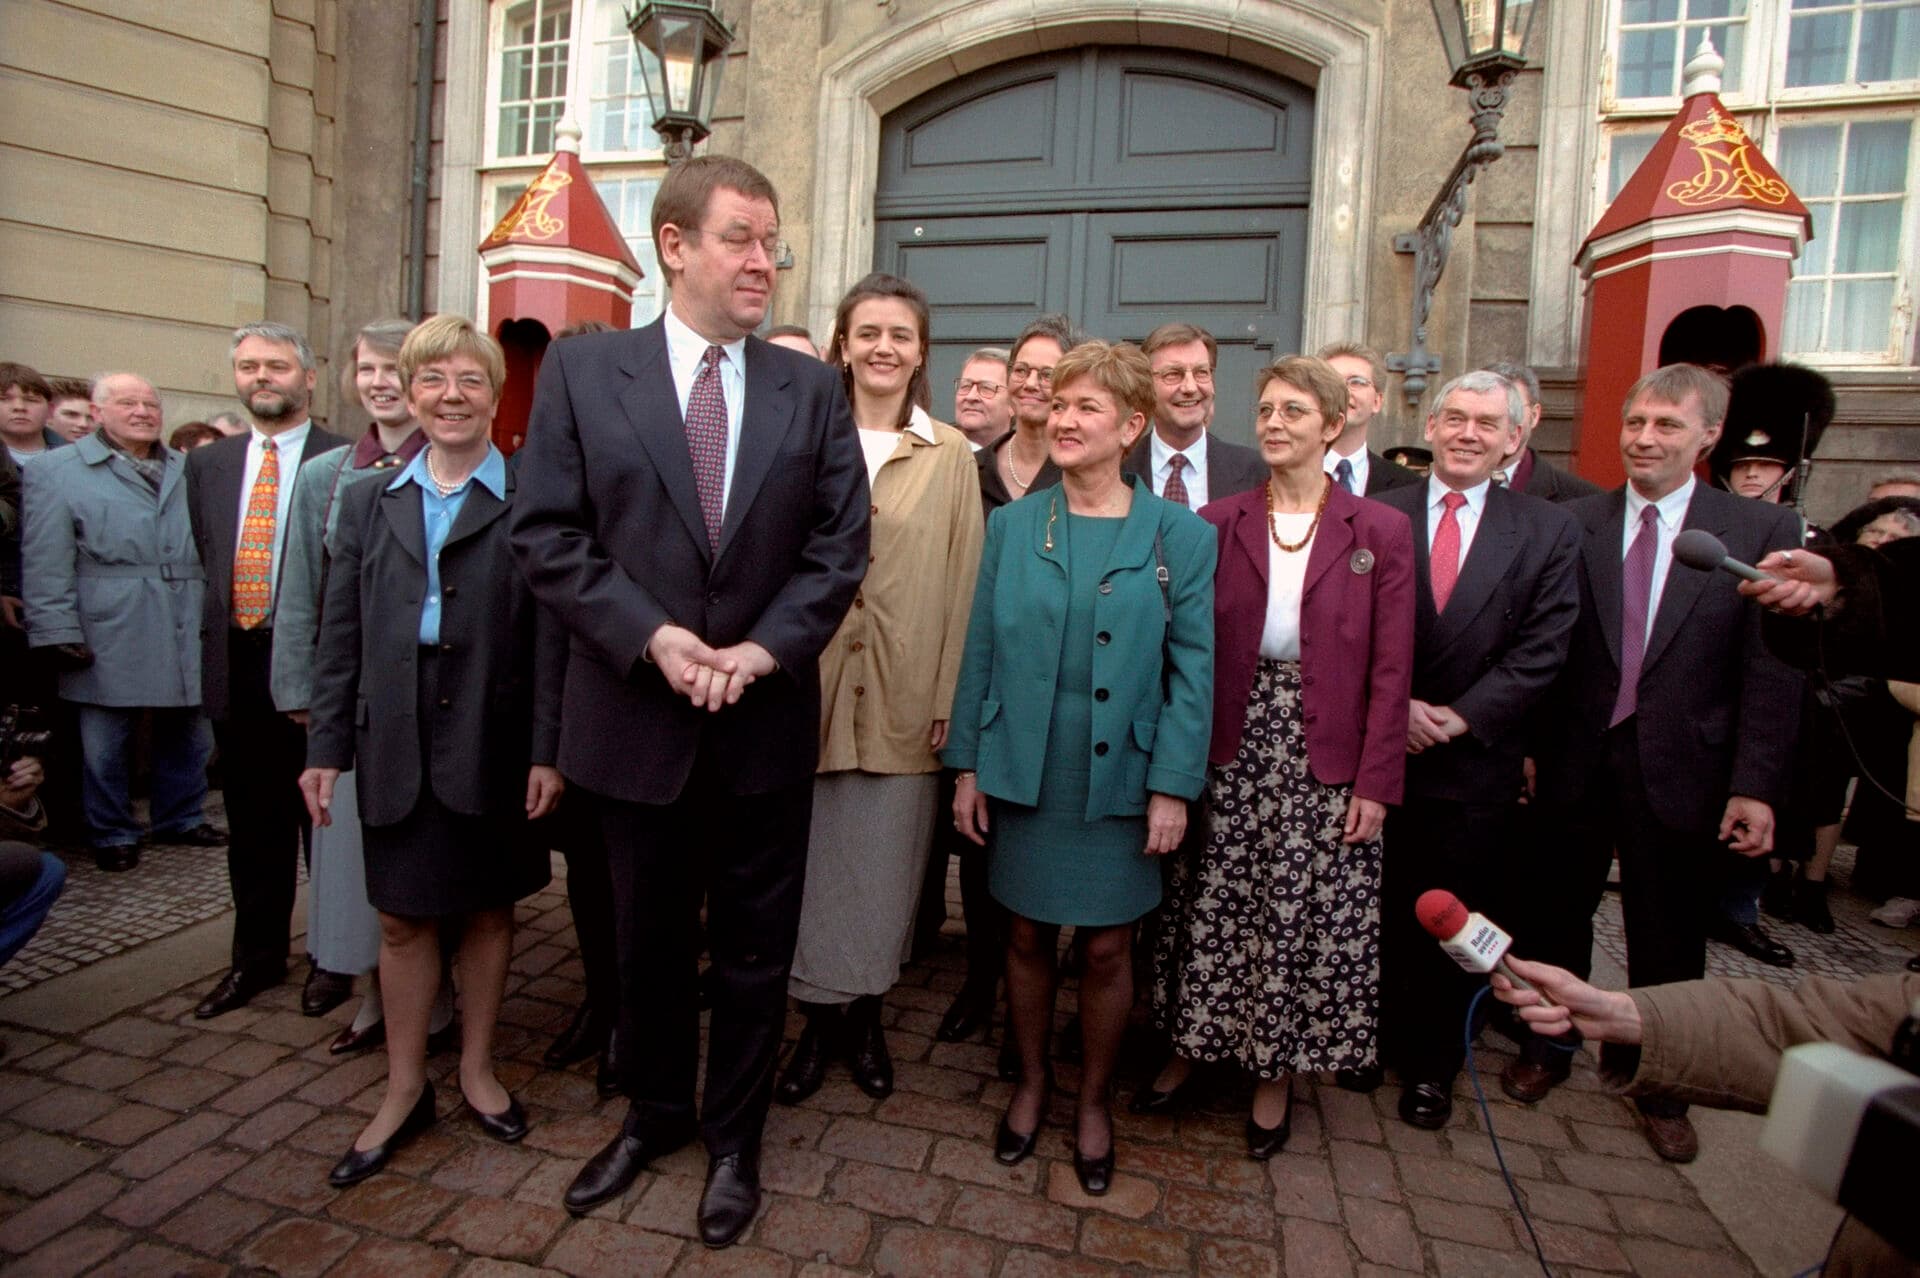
[1673,528,1771,583]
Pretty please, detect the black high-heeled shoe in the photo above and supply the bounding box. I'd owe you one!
[936,984,995,1043]
[329,1083,437,1187]
[1128,1060,1200,1115]
[465,1092,529,1143]
[994,1075,1053,1166]
[1073,1108,1115,1196]
[1244,1083,1292,1161]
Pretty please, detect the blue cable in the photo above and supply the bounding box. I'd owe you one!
[1464,983,1555,1277]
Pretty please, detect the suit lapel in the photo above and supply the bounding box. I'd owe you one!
[617,322,712,560]
[379,482,429,567]
[1585,489,1627,669]
[1303,496,1355,598]
[207,436,248,591]
[1642,486,1721,672]
[443,482,508,547]
[718,338,797,558]
[1432,487,1522,649]
[1233,497,1270,588]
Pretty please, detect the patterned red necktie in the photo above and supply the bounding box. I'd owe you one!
[232,439,278,628]
[1610,505,1661,727]
[1429,491,1467,613]
[686,345,728,552]
[1163,454,1190,508]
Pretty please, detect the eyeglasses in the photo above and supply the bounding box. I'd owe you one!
[1153,365,1213,388]
[1344,375,1375,390]
[686,227,790,262]
[412,370,491,393]
[1009,363,1054,387]
[1257,401,1320,425]
[953,378,1004,396]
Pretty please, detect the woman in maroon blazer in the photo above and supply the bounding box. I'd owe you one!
[1146,354,1414,1159]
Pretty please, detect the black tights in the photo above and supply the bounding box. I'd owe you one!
[1005,914,1131,1155]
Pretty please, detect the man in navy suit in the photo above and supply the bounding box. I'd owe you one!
[1525,363,1802,1163]
[1373,371,1581,1130]
[1122,323,1266,507]
[1317,342,1421,497]
[510,156,869,1246]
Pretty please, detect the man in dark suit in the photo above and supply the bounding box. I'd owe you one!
[1317,342,1420,496]
[1482,360,1602,504]
[510,156,869,1247]
[1373,371,1581,1130]
[1525,363,1803,1163]
[1122,323,1266,507]
[186,322,349,1019]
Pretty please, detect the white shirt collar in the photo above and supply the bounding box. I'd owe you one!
[905,403,939,445]
[663,305,748,379]
[1626,473,1696,528]
[1150,427,1207,476]
[1427,474,1490,517]
[252,420,310,452]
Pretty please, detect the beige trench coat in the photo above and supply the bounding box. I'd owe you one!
[818,410,983,775]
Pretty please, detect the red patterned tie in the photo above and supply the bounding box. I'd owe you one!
[232,439,278,628]
[1163,454,1190,508]
[1429,491,1467,613]
[686,345,728,552]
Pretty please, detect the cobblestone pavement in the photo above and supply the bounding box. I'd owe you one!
[0,840,1911,1276]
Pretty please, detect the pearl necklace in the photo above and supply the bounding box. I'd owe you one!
[423,445,471,498]
[1005,436,1044,491]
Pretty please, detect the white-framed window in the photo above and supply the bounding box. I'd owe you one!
[482,0,669,329]
[1594,0,1920,363]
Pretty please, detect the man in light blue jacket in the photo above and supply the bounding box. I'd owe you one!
[22,374,217,871]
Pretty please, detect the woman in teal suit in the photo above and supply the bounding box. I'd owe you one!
[946,340,1214,1196]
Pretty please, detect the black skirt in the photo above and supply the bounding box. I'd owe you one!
[360,647,550,917]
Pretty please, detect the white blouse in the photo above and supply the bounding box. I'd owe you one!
[1259,512,1317,660]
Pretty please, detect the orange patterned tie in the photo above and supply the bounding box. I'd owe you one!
[232,439,278,628]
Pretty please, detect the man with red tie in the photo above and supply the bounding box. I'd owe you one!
[1371,371,1581,1130]
[1122,323,1265,507]
[1525,364,1802,1162]
[186,323,348,1018]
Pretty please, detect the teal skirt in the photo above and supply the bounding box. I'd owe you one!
[988,763,1156,927]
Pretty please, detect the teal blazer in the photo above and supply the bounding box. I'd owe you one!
[943,475,1215,817]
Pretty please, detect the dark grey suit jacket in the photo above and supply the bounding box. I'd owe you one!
[1365,449,1421,496]
[1373,482,1581,802]
[1537,485,1804,833]
[1517,448,1602,504]
[1122,429,1267,506]
[186,425,349,719]
[305,468,562,826]
[509,319,870,804]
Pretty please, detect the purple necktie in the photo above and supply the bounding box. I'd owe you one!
[686,345,728,552]
[1610,505,1660,727]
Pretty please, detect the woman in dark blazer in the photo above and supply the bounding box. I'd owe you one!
[946,340,1214,1195]
[1147,354,1414,1159]
[302,315,564,1187]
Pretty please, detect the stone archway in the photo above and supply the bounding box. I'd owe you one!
[804,0,1386,350]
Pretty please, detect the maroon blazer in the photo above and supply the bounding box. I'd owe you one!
[1201,483,1415,805]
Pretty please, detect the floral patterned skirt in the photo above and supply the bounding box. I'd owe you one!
[1150,659,1382,1079]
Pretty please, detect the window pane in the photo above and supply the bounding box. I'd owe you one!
[1828,278,1894,351]
[1689,0,1742,18]
[1800,200,1837,273]
[1857,5,1920,81]
[1790,0,1848,9]
[1623,0,1679,21]
[1619,28,1678,97]
[496,0,572,159]
[1782,280,1826,351]
[1836,201,1904,272]
[1785,10,1853,85]
[1708,21,1745,90]
[1609,133,1659,198]
[1775,124,1843,195]
[1844,120,1911,194]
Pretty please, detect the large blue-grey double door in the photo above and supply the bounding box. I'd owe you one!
[873,46,1315,447]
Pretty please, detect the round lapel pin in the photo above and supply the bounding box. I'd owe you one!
[1349,548,1375,575]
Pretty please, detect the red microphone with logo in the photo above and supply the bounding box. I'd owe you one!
[1414,889,1553,1003]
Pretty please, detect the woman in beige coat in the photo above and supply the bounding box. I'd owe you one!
[776,273,984,1105]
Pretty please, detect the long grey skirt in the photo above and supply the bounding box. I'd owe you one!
[789,771,938,1003]
[307,769,381,974]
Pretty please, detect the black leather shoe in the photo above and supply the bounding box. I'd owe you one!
[194,965,283,1019]
[1710,919,1795,967]
[1073,1141,1115,1195]
[163,822,228,847]
[302,965,354,1017]
[1335,1065,1384,1093]
[563,1115,696,1215]
[935,985,994,1043]
[544,1003,610,1068]
[466,1094,529,1143]
[1398,1081,1453,1130]
[1245,1087,1292,1161]
[1129,1061,1201,1116]
[994,1077,1051,1167]
[776,1005,839,1106]
[845,996,894,1099]
[328,1083,436,1188]
[93,845,141,873]
[329,1020,386,1056]
[698,1151,761,1248]
[596,1032,623,1099]
[1793,881,1836,935]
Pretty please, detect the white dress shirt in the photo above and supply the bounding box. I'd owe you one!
[1425,475,1490,562]
[1149,429,1210,509]
[235,421,310,609]
[1325,440,1370,494]
[663,304,746,508]
[1260,513,1316,660]
[1623,475,1696,645]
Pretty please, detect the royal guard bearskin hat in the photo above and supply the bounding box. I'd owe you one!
[1709,362,1835,482]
